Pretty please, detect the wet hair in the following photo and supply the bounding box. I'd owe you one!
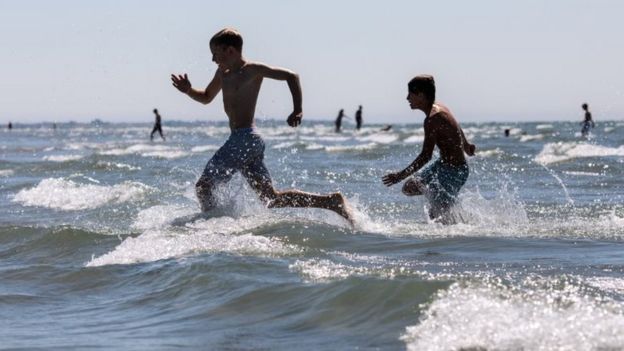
[153,108,158,113]
[408,75,436,102]
[210,28,243,52]
[582,103,588,110]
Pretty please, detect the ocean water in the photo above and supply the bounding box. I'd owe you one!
[1,119,623,350]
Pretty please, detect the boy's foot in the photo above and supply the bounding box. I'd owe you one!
[402,179,424,196]
[329,193,354,226]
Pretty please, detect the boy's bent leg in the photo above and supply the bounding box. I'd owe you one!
[195,176,218,212]
[196,149,237,212]
[402,178,425,196]
[245,171,353,224]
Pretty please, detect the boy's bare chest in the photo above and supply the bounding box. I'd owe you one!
[221,71,260,94]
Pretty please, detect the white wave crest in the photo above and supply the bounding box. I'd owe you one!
[99,144,189,159]
[191,145,219,153]
[131,204,197,231]
[43,154,84,162]
[476,148,503,158]
[358,133,398,144]
[402,282,624,351]
[519,134,544,142]
[404,135,424,144]
[535,142,624,165]
[13,178,151,210]
[325,143,378,152]
[87,215,301,266]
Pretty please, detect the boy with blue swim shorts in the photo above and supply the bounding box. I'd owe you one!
[382,75,476,224]
[171,28,353,224]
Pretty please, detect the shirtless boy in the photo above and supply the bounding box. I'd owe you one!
[171,28,352,223]
[382,75,475,223]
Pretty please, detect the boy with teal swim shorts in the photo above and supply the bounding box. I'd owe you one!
[171,28,353,224]
[382,75,476,223]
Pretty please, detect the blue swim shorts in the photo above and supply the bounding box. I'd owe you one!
[415,159,469,209]
[198,128,271,185]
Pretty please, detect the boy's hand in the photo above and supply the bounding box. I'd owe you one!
[382,172,405,186]
[287,111,303,127]
[466,143,476,156]
[171,73,192,93]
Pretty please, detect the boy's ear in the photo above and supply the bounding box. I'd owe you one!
[226,46,238,55]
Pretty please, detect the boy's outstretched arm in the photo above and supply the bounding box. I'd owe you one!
[460,128,476,156]
[171,71,222,105]
[255,64,302,127]
[382,120,437,186]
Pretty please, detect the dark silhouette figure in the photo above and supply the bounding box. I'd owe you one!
[580,103,595,137]
[150,109,165,141]
[504,129,510,137]
[355,105,363,130]
[7,122,12,130]
[380,125,392,132]
[335,109,348,133]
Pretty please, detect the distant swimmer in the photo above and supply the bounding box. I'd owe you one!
[580,103,595,137]
[382,75,476,224]
[504,128,510,137]
[150,108,166,141]
[335,108,348,133]
[355,105,363,130]
[380,125,392,132]
[7,122,12,130]
[171,28,353,224]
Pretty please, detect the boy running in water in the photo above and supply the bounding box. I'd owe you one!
[171,28,352,223]
[382,75,475,223]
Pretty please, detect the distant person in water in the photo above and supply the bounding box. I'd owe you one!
[150,108,165,141]
[380,125,392,132]
[335,108,348,133]
[382,75,476,224]
[504,128,510,137]
[171,28,353,224]
[580,103,595,137]
[7,122,12,130]
[355,105,363,130]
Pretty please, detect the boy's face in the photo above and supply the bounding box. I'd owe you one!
[210,44,239,70]
[407,91,426,110]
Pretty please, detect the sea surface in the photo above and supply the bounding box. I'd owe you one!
[1,119,624,350]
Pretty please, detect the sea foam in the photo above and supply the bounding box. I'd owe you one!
[13,178,151,210]
[99,144,189,159]
[43,154,84,162]
[535,142,624,165]
[87,215,301,267]
[402,281,624,351]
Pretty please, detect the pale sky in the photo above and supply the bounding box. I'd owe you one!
[1,0,623,123]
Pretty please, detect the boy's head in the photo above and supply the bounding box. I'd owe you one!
[153,108,158,114]
[582,103,588,110]
[210,28,243,52]
[210,28,244,69]
[408,75,436,103]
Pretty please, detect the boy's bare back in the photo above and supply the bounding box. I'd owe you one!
[425,104,473,166]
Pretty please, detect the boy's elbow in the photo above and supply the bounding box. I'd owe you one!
[288,72,300,83]
[201,93,215,105]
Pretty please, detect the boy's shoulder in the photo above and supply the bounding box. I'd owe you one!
[244,61,270,71]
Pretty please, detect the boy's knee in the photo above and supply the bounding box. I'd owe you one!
[195,178,216,195]
[402,179,423,196]
[260,188,279,205]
